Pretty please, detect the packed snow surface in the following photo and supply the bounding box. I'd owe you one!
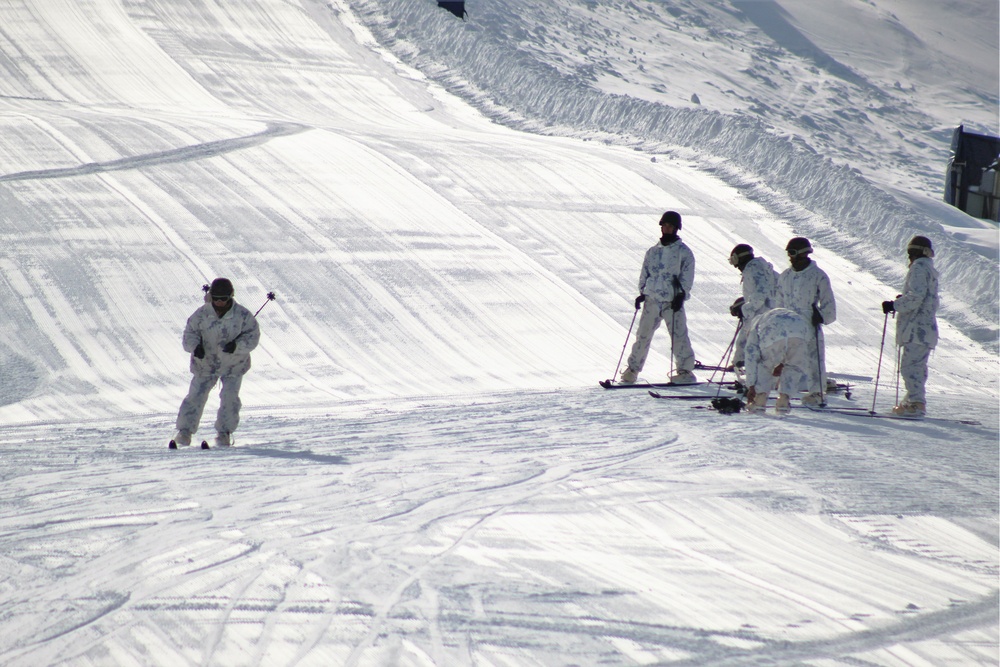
[0,0,996,665]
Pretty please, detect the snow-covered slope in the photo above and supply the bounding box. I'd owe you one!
[0,0,996,665]
[349,0,999,345]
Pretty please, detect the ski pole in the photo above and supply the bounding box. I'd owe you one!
[669,276,683,378]
[611,305,640,382]
[712,319,742,395]
[254,291,277,317]
[870,311,889,414]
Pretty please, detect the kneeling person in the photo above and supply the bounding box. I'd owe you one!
[743,308,812,414]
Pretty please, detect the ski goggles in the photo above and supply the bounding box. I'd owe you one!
[786,246,812,258]
[210,295,232,303]
[729,249,752,266]
[906,243,934,258]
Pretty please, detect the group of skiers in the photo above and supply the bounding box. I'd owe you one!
[618,211,939,417]
[167,211,940,447]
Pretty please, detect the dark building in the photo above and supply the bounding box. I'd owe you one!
[945,125,1000,221]
[437,2,467,20]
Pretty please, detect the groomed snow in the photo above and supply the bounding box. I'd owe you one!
[0,0,996,665]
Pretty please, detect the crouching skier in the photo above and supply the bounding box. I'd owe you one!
[743,308,813,415]
[170,278,261,449]
[881,236,939,417]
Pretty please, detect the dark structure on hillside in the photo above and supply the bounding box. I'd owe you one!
[945,125,1000,222]
[437,2,467,20]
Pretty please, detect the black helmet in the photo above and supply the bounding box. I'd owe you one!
[209,277,234,299]
[729,243,754,267]
[785,237,813,258]
[907,235,934,258]
[659,210,682,230]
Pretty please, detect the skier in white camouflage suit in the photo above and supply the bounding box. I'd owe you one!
[743,308,813,414]
[777,237,836,405]
[882,236,939,417]
[171,278,261,448]
[727,243,779,375]
[620,211,697,384]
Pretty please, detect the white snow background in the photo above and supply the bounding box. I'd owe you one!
[0,0,997,665]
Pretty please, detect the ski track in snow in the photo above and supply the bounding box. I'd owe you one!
[0,389,996,665]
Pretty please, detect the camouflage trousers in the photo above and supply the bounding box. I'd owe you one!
[176,373,244,436]
[898,343,931,405]
[627,299,695,375]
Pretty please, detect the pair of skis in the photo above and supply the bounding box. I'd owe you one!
[168,440,231,450]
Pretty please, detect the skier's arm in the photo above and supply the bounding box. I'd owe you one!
[181,313,202,353]
[892,264,928,315]
[742,264,766,313]
[226,310,261,354]
[637,249,652,295]
[816,274,837,325]
[239,313,261,353]
[679,246,695,298]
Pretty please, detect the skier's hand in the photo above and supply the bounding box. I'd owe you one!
[745,386,756,403]
[772,363,784,377]
[222,341,237,354]
[881,300,895,314]
[193,343,205,359]
[730,297,744,319]
[670,293,685,312]
[634,294,645,310]
[811,304,823,327]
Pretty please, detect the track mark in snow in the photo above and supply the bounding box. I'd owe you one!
[665,591,1000,666]
[0,122,308,182]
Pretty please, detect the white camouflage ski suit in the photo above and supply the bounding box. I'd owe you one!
[627,237,696,375]
[893,256,939,405]
[744,308,812,396]
[732,256,779,367]
[176,300,261,437]
[777,261,836,393]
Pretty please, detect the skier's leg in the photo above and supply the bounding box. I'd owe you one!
[731,323,749,369]
[665,307,696,372]
[899,343,930,405]
[215,374,244,435]
[817,327,828,391]
[777,336,811,396]
[177,374,218,435]
[625,302,663,373]
[803,332,822,395]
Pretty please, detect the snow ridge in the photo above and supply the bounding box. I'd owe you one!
[347,0,998,349]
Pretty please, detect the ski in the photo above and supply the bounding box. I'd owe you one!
[693,360,729,372]
[649,391,722,400]
[600,379,705,389]
[804,406,981,426]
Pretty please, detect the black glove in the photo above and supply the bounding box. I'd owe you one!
[670,292,685,312]
[222,341,237,354]
[634,294,646,310]
[193,343,205,359]
[811,304,823,327]
[882,300,895,314]
[729,297,744,319]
